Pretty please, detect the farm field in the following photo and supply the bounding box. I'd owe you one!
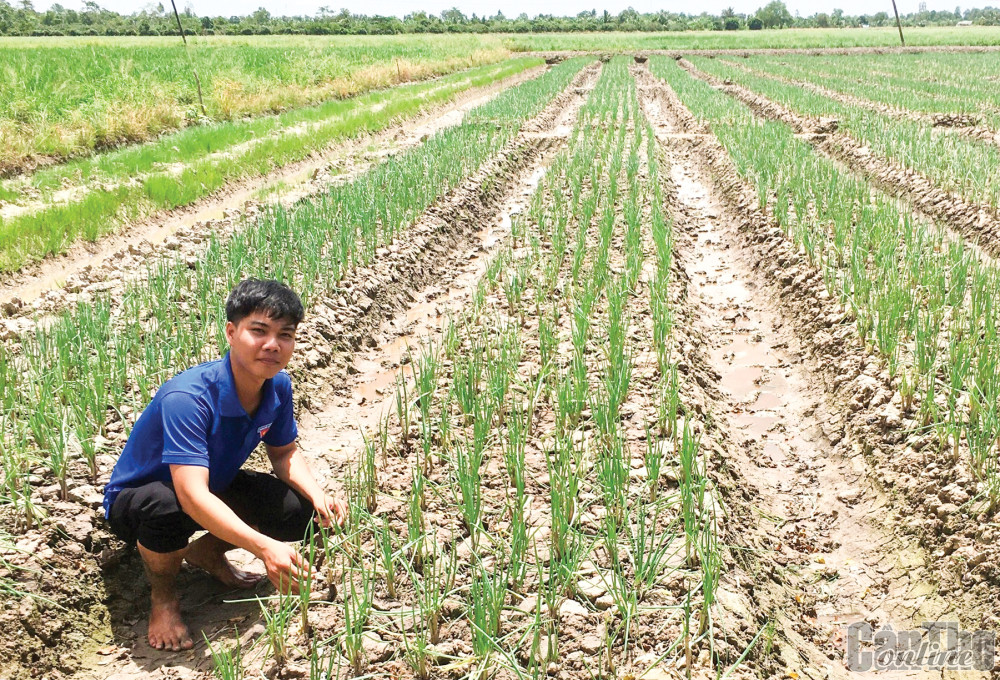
[0,56,543,273]
[1,38,1000,680]
[0,34,510,175]
[502,25,1000,51]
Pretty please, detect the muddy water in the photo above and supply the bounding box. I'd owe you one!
[664,144,988,679]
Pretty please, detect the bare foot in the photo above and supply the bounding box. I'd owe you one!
[185,541,262,589]
[148,598,193,652]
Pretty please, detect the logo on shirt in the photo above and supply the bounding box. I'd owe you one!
[258,423,272,439]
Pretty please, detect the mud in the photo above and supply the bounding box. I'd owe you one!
[640,62,1000,677]
[677,58,1000,263]
[0,65,547,314]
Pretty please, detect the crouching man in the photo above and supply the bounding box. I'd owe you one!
[103,279,347,651]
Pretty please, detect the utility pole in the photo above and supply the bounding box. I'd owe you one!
[170,0,207,117]
[891,0,906,46]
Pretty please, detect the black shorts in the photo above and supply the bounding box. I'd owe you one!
[107,470,315,554]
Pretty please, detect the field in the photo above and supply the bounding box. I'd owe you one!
[502,25,1000,50]
[2,33,1000,680]
[0,34,509,175]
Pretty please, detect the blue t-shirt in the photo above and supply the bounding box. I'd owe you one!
[103,352,298,518]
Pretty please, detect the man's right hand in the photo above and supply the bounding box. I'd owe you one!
[259,539,312,594]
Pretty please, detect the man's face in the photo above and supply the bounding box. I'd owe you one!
[225,311,297,382]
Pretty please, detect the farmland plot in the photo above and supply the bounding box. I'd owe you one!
[3,47,1000,680]
[0,34,510,176]
[0,56,544,273]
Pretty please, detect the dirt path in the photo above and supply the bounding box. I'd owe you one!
[676,58,1000,263]
[637,65,995,679]
[0,64,547,314]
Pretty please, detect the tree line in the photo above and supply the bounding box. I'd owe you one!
[1,0,999,37]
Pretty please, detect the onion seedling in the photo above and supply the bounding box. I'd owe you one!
[407,467,426,572]
[469,557,510,662]
[259,590,296,668]
[678,420,706,569]
[375,517,398,600]
[205,628,243,680]
[341,556,374,677]
[454,432,485,547]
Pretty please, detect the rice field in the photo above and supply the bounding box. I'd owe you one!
[1,36,1000,680]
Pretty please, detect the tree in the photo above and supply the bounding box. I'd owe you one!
[440,7,467,24]
[755,0,792,28]
[815,12,830,26]
[748,16,763,29]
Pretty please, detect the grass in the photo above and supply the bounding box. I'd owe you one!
[0,56,543,272]
[0,34,510,174]
[502,26,1000,52]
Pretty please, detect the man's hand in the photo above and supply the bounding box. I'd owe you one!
[259,538,312,594]
[313,493,349,529]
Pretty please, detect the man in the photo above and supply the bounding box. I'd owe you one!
[103,279,347,652]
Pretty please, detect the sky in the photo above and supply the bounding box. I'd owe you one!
[43,1,969,19]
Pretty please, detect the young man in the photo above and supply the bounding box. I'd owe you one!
[103,279,347,652]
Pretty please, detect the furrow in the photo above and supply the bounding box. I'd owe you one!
[678,57,1000,261]
[642,62,1000,673]
[0,63,549,314]
[719,57,1000,148]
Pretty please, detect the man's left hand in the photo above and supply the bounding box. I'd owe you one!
[313,493,349,528]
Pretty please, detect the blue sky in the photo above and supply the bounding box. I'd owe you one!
[47,1,967,19]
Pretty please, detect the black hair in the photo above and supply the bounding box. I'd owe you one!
[225,279,305,327]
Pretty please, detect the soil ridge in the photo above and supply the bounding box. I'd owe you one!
[678,57,1000,262]
[646,62,1000,650]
